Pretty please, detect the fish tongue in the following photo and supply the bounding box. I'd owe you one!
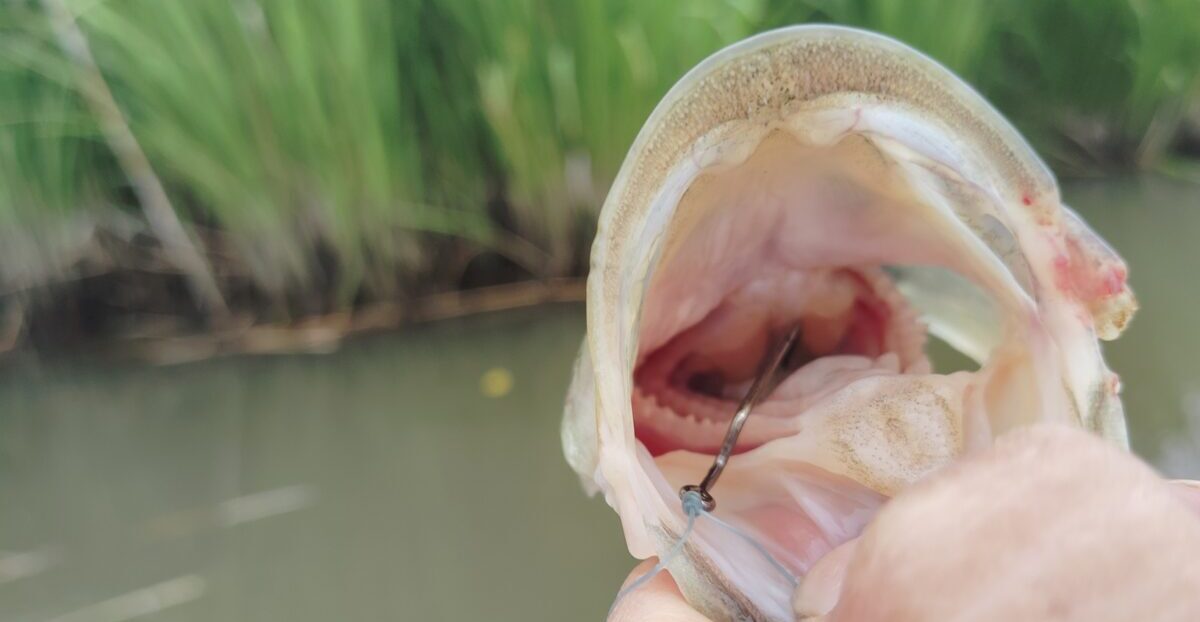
[678,309,772,386]
[767,353,897,404]
[669,267,858,388]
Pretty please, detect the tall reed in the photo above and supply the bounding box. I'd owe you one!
[0,0,1196,321]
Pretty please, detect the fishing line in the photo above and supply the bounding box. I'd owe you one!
[609,327,802,617]
[608,490,799,616]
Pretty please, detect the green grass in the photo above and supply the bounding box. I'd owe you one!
[765,0,1200,172]
[448,0,767,273]
[0,0,1197,322]
[74,0,497,303]
[761,0,998,77]
[0,4,113,294]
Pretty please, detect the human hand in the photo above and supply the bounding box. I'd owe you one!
[609,425,1200,621]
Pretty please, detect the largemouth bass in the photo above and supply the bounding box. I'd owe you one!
[562,26,1136,621]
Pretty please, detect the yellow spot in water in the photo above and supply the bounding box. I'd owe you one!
[480,367,514,398]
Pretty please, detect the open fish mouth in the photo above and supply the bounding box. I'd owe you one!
[562,26,1137,622]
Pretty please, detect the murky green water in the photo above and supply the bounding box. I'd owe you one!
[1068,177,1200,478]
[0,308,629,621]
[1,177,1197,621]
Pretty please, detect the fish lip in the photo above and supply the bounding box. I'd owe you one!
[567,25,1135,622]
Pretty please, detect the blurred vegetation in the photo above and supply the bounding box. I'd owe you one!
[1,0,1198,339]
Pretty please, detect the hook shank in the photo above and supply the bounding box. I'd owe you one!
[681,324,800,511]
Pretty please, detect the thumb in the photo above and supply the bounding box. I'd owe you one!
[794,425,1200,622]
[607,560,713,622]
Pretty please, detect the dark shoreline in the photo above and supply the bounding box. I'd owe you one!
[2,278,585,364]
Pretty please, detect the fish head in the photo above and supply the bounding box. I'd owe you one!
[562,26,1136,622]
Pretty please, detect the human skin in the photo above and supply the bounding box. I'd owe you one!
[609,425,1200,622]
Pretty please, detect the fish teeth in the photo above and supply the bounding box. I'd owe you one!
[875,352,901,373]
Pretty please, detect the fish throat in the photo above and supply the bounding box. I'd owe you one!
[635,264,930,456]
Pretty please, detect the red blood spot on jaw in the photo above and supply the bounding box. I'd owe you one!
[1054,246,1127,301]
[1100,266,1127,297]
[1021,194,1033,206]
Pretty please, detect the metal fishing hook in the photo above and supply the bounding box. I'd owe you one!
[680,324,800,512]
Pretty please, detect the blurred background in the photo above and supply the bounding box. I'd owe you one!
[1,0,1199,620]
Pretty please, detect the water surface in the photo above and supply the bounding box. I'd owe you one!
[1,308,630,621]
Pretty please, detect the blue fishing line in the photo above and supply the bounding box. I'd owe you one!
[608,491,704,618]
[608,490,798,617]
[702,511,799,589]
